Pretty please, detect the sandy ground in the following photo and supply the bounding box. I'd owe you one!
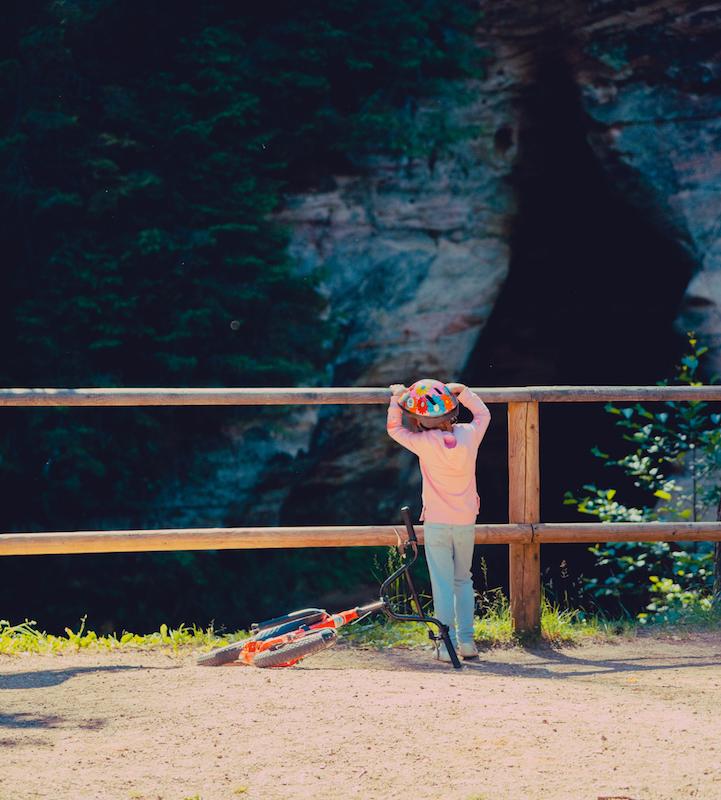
[2,633,721,800]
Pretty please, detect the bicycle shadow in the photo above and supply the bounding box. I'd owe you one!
[0,663,179,690]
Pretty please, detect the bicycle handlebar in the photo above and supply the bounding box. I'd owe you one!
[400,505,417,544]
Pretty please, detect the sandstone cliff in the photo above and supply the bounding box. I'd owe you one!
[149,0,721,530]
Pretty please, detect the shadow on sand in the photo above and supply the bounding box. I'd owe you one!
[293,641,721,678]
[0,663,179,691]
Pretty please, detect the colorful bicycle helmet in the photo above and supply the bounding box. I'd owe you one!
[399,378,459,429]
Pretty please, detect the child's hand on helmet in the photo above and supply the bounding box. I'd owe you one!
[389,384,407,398]
[446,383,466,396]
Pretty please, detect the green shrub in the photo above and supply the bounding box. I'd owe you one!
[565,335,721,620]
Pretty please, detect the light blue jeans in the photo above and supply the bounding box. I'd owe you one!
[423,522,476,647]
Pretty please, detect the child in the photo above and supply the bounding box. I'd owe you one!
[387,379,491,661]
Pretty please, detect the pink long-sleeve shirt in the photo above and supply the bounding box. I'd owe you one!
[387,388,491,525]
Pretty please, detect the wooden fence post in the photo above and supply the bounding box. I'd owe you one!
[507,401,541,633]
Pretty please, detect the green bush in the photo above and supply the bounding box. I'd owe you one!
[565,335,721,620]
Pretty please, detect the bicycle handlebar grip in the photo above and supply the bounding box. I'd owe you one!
[400,506,417,543]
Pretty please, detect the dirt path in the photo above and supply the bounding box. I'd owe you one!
[2,633,721,800]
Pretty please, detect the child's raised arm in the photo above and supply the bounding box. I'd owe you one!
[449,384,491,445]
[386,385,424,455]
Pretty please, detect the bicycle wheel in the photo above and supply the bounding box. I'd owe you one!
[253,629,337,669]
[196,640,246,667]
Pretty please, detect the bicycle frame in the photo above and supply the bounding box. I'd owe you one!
[237,603,385,666]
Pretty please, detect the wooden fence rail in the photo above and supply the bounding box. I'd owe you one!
[4,522,721,557]
[0,524,530,556]
[3,384,721,405]
[3,384,721,632]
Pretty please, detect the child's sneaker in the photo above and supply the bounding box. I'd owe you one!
[435,643,453,662]
[458,641,479,659]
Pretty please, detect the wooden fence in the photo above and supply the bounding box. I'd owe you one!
[3,385,721,632]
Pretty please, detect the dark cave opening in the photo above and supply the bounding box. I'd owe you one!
[462,55,695,607]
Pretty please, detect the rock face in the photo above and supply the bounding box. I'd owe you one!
[277,163,511,387]
[268,116,517,523]
[150,0,721,530]
[566,2,721,371]
[479,0,721,371]
[149,43,525,528]
[273,0,721,526]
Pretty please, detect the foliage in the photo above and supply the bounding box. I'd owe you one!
[17,591,721,653]
[0,1,482,526]
[565,335,721,619]
[0,615,236,655]
[641,575,714,623]
[0,1,482,631]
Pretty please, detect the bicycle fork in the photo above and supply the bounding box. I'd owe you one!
[380,566,462,669]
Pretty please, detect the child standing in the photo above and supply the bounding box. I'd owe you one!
[387,379,491,661]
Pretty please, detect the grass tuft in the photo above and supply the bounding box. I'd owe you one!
[0,616,247,656]
[344,589,639,650]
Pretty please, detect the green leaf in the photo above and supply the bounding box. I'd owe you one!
[635,404,654,420]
